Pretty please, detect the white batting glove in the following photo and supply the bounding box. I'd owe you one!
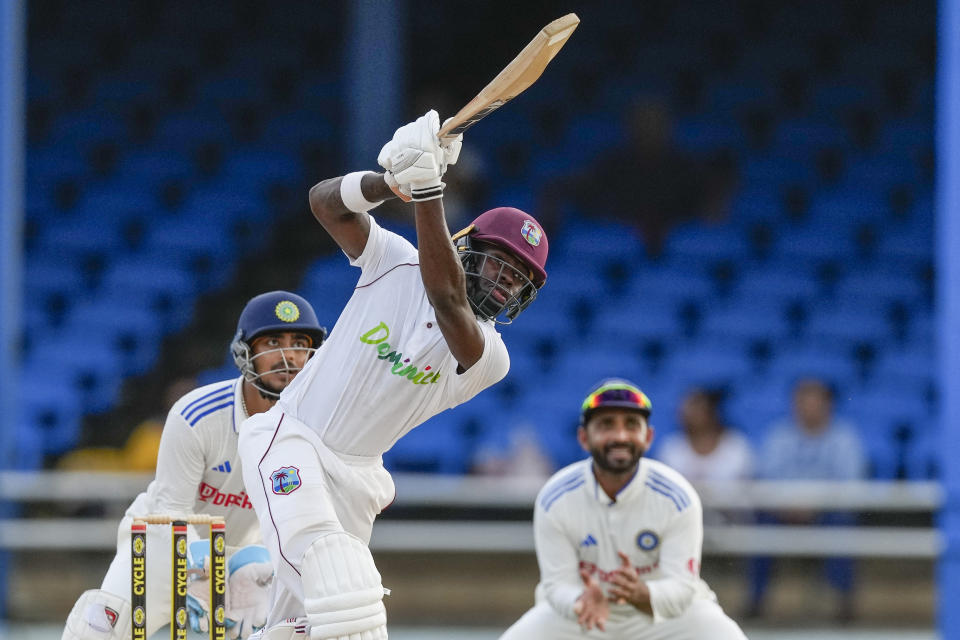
[377,110,445,201]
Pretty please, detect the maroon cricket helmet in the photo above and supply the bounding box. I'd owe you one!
[451,207,549,323]
[467,207,549,287]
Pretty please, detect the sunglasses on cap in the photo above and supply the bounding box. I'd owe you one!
[581,383,653,414]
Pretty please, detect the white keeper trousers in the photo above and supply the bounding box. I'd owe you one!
[238,407,395,629]
[499,599,748,640]
[96,515,177,638]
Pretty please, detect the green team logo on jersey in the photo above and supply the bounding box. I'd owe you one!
[275,300,300,322]
[359,322,441,385]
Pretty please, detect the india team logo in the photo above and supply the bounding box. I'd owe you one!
[520,219,542,246]
[270,466,302,495]
[636,530,659,551]
[275,300,300,323]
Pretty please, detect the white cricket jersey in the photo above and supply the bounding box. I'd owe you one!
[277,216,510,456]
[124,377,262,547]
[532,457,717,625]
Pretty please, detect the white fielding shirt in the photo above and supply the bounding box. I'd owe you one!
[533,457,717,625]
[277,216,510,456]
[124,377,262,546]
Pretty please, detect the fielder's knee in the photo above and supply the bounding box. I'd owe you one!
[61,589,130,640]
[301,531,388,640]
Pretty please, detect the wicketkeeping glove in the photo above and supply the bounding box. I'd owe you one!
[186,539,213,633]
[225,545,273,639]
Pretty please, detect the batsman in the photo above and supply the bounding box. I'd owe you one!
[237,110,551,640]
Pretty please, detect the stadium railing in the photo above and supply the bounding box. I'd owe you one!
[0,471,942,557]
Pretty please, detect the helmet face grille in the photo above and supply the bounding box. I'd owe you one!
[459,249,538,324]
[231,337,317,398]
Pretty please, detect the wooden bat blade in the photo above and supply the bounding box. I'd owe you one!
[438,13,579,140]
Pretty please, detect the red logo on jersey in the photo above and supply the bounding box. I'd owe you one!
[579,560,658,582]
[103,606,118,627]
[688,558,700,575]
[198,482,254,509]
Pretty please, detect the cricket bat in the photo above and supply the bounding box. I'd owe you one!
[437,13,580,141]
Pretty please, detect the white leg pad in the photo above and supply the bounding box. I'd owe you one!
[301,532,388,640]
[61,589,130,640]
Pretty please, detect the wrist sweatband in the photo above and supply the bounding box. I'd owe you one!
[410,181,445,202]
[340,171,382,213]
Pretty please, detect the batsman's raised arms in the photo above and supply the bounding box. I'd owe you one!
[437,13,579,141]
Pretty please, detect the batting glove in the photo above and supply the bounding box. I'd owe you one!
[378,110,446,201]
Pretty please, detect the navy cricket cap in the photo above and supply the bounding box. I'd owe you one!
[236,291,326,346]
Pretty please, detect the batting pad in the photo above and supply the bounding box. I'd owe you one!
[63,589,131,639]
[302,531,388,640]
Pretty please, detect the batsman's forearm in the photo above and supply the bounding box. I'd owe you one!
[308,172,396,225]
[415,200,468,310]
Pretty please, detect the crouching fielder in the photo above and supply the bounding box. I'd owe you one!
[61,291,326,640]
[500,379,748,640]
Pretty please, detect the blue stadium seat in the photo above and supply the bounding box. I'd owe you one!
[805,301,893,346]
[700,303,790,342]
[197,74,265,107]
[20,369,83,458]
[263,111,337,151]
[25,334,124,415]
[40,219,129,258]
[116,150,194,189]
[383,410,470,474]
[155,111,234,149]
[674,115,743,151]
[663,221,749,262]
[773,119,848,152]
[47,110,128,148]
[221,150,302,191]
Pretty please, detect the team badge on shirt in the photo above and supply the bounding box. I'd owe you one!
[270,466,302,495]
[636,530,659,551]
[275,300,300,322]
[520,220,543,246]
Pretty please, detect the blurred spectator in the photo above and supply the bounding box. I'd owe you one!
[659,388,754,524]
[471,423,555,482]
[748,378,868,622]
[539,95,736,255]
[659,388,755,485]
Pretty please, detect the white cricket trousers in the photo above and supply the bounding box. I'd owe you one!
[499,599,748,640]
[95,515,176,638]
[238,408,395,629]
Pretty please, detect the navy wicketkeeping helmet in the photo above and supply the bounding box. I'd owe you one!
[230,291,326,397]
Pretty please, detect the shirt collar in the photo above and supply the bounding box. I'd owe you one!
[588,459,642,506]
